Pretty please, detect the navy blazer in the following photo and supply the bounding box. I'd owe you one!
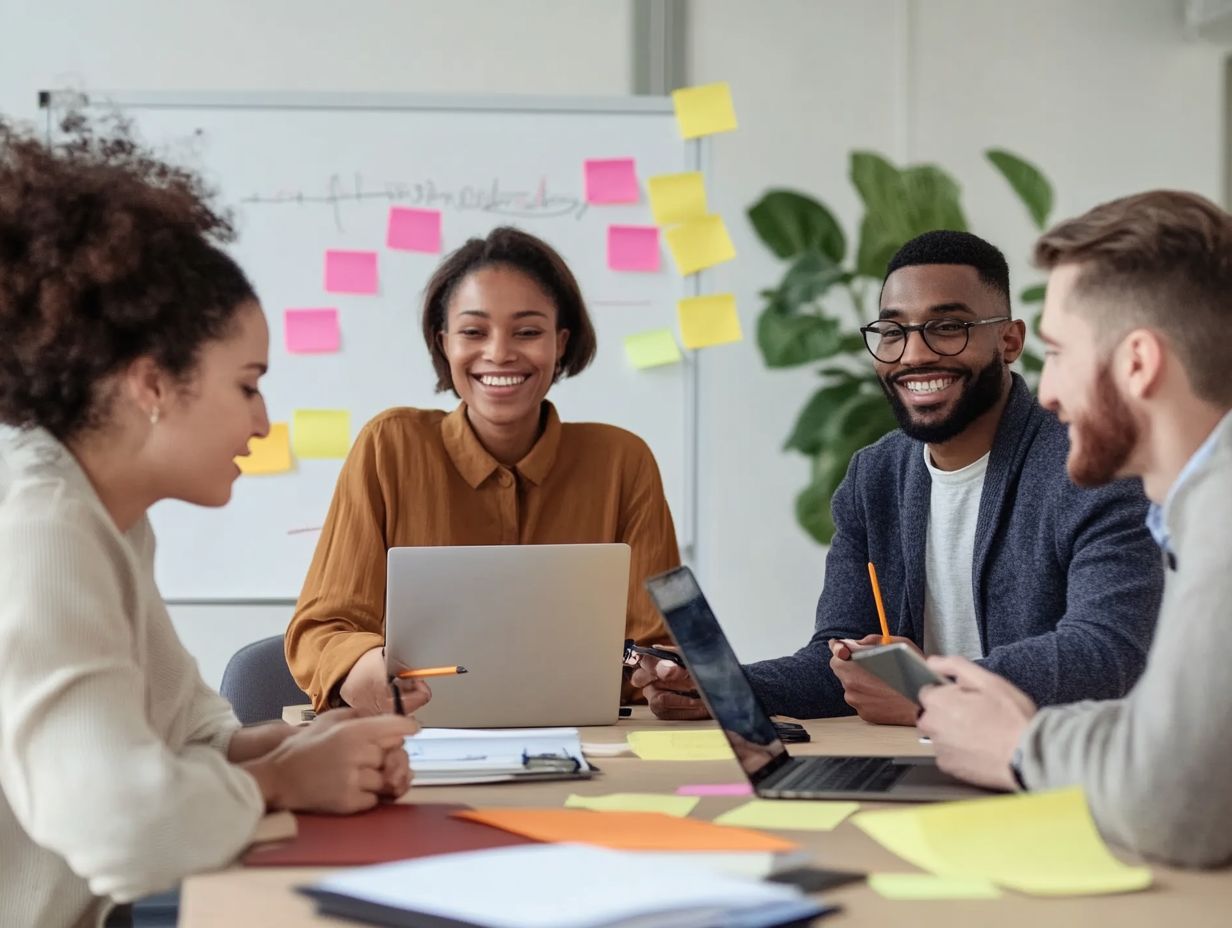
[744,375,1164,719]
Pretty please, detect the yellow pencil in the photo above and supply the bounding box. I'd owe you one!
[395,665,469,679]
[867,562,892,644]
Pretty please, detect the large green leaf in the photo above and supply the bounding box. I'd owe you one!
[821,389,894,448]
[1018,349,1044,374]
[1019,283,1046,304]
[747,189,847,263]
[850,152,967,279]
[756,305,844,368]
[775,251,851,308]
[986,149,1053,230]
[795,450,852,544]
[783,380,864,455]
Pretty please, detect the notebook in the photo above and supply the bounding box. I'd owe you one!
[242,803,535,867]
[405,727,594,785]
[299,843,834,928]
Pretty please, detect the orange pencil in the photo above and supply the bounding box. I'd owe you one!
[867,562,892,644]
[395,665,469,679]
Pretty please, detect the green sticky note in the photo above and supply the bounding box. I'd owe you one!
[565,793,700,817]
[292,409,351,459]
[627,730,734,761]
[625,329,683,369]
[853,788,1153,896]
[713,800,859,832]
[868,874,1002,900]
[664,215,736,276]
[677,293,742,350]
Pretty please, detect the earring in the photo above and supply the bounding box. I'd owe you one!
[149,406,161,426]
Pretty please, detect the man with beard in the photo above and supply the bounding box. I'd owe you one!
[918,192,1232,867]
[633,230,1162,724]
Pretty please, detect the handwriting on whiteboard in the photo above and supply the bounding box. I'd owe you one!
[240,173,588,232]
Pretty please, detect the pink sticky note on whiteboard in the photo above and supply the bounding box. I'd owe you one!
[608,225,661,272]
[325,250,379,294]
[285,308,340,354]
[675,783,754,797]
[387,207,442,253]
[585,158,639,204]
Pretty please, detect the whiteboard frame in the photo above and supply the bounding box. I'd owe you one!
[41,90,707,605]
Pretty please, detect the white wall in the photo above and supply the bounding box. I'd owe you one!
[1,0,1226,685]
[688,0,1227,664]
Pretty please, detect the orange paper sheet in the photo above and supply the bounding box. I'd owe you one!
[453,808,797,852]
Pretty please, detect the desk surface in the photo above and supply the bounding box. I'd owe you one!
[182,713,1231,926]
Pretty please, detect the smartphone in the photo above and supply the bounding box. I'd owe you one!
[772,720,811,743]
[851,642,947,705]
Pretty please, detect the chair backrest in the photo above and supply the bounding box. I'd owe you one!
[219,635,308,725]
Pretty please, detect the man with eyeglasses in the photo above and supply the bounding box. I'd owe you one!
[634,230,1162,724]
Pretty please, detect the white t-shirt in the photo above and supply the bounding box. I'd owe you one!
[922,445,989,659]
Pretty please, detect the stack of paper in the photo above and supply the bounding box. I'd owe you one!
[300,844,832,928]
[404,728,590,785]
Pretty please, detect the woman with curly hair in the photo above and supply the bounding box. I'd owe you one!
[0,114,420,928]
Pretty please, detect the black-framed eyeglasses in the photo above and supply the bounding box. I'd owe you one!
[859,316,1010,363]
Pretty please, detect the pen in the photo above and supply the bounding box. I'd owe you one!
[867,561,892,644]
[395,665,469,679]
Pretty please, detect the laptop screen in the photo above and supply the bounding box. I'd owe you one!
[645,567,789,783]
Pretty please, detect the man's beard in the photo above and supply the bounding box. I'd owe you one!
[880,356,1006,444]
[1067,364,1137,487]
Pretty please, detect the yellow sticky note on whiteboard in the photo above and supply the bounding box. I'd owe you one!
[237,422,292,475]
[678,294,743,350]
[647,172,709,226]
[671,82,739,139]
[624,329,683,369]
[292,409,351,459]
[664,215,736,276]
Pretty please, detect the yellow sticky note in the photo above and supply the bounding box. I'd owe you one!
[671,81,738,139]
[625,329,683,369]
[853,788,1152,896]
[565,793,700,818]
[664,215,736,276]
[236,422,292,475]
[713,800,859,832]
[678,294,743,350]
[647,172,709,226]
[627,730,734,761]
[868,874,1002,900]
[292,409,351,459]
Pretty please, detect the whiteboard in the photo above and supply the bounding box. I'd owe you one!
[50,92,704,602]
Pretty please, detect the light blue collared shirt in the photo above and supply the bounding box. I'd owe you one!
[1145,412,1232,559]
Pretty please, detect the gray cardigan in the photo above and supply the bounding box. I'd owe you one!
[1019,411,1232,868]
[745,375,1163,718]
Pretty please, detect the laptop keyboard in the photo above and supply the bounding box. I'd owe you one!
[764,756,908,795]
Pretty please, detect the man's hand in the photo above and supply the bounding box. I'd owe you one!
[828,634,919,726]
[338,647,432,716]
[628,649,710,721]
[917,655,1037,792]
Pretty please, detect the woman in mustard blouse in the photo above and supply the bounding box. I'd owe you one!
[286,227,681,714]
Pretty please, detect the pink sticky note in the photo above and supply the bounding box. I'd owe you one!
[608,225,661,272]
[284,308,340,354]
[325,250,378,294]
[585,157,639,204]
[387,207,442,253]
[675,783,754,797]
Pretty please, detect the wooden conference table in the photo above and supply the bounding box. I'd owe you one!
[181,711,1231,926]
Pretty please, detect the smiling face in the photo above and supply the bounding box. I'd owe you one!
[439,264,569,435]
[145,299,272,506]
[874,264,1022,444]
[1037,263,1139,487]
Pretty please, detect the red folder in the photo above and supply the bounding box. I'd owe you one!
[243,802,537,867]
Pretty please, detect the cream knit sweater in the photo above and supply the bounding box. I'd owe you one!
[0,427,264,928]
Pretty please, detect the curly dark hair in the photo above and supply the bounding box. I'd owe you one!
[0,110,256,440]
[421,226,597,395]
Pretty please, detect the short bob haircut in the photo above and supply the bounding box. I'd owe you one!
[421,226,597,394]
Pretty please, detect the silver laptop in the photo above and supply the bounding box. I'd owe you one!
[385,544,630,728]
[645,566,992,801]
